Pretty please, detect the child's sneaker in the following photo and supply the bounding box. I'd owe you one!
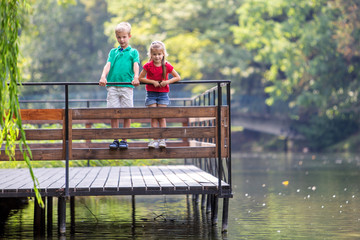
[158,139,166,149]
[119,140,128,149]
[148,140,157,149]
[109,140,120,150]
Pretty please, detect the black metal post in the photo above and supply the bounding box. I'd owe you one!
[226,83,232,191]
[65,85,69,197]
[217,83,222,196]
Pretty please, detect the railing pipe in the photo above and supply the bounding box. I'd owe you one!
[64,85,69,197]
[217,83,222,196]
[227,83,232,191]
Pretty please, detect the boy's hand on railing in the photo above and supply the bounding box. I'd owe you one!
[132,77,140,87]
[99,77,107,87]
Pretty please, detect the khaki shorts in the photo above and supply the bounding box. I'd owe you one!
[106,86,133,108]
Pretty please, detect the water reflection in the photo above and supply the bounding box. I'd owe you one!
[1,152,360,239]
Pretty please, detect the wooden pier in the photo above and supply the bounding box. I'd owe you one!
[0,81,232,236]
[0,165,230,197]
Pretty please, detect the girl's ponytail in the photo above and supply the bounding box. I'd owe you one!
[162,58,166,81]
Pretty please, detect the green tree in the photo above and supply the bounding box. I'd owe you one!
[106,0,247,93]
[1,0,43,206]
[232,0,360,149]
[20,0,112,100]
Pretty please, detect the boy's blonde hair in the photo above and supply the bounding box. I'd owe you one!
[148,41,168,80]
[115,22,131,34]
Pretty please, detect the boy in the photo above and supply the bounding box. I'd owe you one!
[99,22,140,149]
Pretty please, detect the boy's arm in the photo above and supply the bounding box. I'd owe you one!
[99,62,111,87]
[160,69,181,87]
[132,62,140,87]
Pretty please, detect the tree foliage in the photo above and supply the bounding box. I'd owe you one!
[14,0,360,150]
[232,0,360,149]
[0,0,43,206]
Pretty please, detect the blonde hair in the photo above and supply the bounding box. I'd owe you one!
[148,41,168,80]
[115,22,131,34]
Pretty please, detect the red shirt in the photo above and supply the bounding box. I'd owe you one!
[143,61,174,92]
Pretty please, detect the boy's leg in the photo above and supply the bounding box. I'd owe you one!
[111,119,119,128]
[123,118,131,128]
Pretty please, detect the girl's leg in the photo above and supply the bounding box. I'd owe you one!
[158,104,167,128]
[147,103,158,148]
[157,104,167,148]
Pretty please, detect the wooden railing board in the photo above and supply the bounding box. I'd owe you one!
[20,109,63,120]
[71,107,216,119]
[21,129,63,140]
[71,127,215,140]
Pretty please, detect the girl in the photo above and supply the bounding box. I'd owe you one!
[139,41,181,148]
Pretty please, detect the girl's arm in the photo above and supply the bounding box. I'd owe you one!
[139,69,160,87]
[160,69,181,87]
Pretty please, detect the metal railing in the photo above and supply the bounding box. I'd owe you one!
[17,80,231,197]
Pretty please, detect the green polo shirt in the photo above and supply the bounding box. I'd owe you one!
[106,45,140,88]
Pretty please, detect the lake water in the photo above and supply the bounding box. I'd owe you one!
[1,152,360,239]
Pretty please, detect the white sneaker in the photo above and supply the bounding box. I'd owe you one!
[148,140,157,149]
[158,139,166,149]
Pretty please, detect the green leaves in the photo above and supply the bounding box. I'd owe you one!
[1,0,43,207]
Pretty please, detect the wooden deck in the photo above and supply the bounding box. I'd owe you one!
[0,165,230,198]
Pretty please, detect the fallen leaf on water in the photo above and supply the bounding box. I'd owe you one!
[282,181,289,186]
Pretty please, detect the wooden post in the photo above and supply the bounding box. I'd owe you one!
[58,196,66,235]
[33,197,45,237]
[131,195,135,229]
[201,194,206,209]
[70,196,75,234]
[211,195,218,225]
[206,194,211,214]
[221,198,229,232]
[47,197,53,236]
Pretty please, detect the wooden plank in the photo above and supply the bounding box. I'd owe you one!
[71,147,217,160]
[20,109,63,120]
[21,129,63,140]
[221,106,229,157]
[71,127,215,140]
[73,167,98,192]
[47,167,83,191]
[90,167,112,191]
[185,165,229,188]
[0,146,223,161]
[17,168,59,192]
[37,168,67,193]
[103,167,120,191]
[0,165,227,197]
[130,166,146,190]
[21,118,188,125]
[6,141,189,150]
[156,166,189,191]
[164,166,204,190]
[118,167,132,191]
[140,167,160,191]
[0,149,64,161]
[72,107,217,120]
[148,166,175,191]
[0,169,29,192]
